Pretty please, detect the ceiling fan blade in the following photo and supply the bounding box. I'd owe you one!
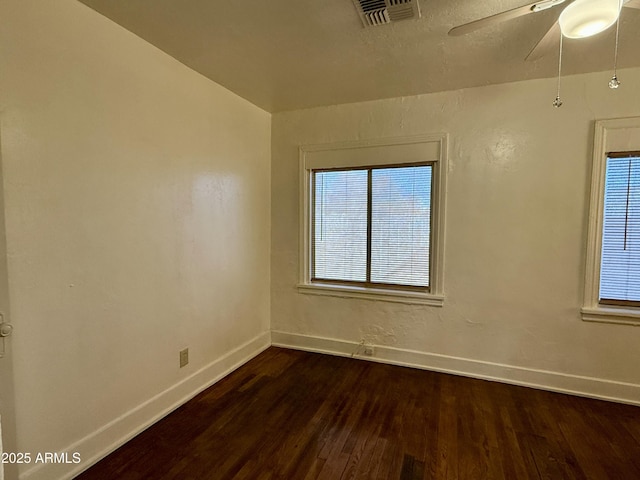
[624,0,640,9]
[449,2,539,36]
[525,21,561,61]
[448,1,565,37]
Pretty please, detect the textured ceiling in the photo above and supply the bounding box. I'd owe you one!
[77,0,640,112]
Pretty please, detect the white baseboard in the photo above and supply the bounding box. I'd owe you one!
[271,330,640,406]
[21,331,271,480]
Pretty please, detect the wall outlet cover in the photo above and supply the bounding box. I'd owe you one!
[180,348,189,368]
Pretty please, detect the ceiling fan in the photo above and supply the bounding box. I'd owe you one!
[449,0,640,61]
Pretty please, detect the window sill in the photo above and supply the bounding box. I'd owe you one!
[297,282,444,306]
[581,306,640,326]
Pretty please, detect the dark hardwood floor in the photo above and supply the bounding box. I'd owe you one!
[76,347,640,479]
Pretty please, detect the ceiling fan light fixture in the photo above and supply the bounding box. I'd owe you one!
[559,0,622,38]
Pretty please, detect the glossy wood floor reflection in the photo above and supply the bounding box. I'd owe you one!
[76,347,640,480]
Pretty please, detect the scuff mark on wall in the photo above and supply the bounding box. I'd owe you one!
[359,324,397,346]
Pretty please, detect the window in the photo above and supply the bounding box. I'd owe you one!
[313,165,432,288]
[599,153,640,307]
[299,135,446,305]
[583,118,640,325]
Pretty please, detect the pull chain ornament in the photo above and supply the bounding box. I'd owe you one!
[609,75,621,89]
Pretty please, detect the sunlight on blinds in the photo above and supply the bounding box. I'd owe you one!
[600,156,640,303]
[371,166,431,287]
[314,170,367,282]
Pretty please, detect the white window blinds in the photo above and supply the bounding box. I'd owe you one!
[313,165,432,289]
[599,155,640,305]
[371,166,431,287]
[313,170,368,282]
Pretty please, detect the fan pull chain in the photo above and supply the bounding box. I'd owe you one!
[553,32,563,108]
[609,0,622,89]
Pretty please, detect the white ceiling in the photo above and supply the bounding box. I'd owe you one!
[78,0,640,112]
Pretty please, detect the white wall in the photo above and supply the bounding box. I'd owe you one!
[272,67,640,403]
[0,1,270,478]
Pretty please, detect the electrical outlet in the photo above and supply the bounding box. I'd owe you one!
[364,345,374,356]
[179,348,189,368]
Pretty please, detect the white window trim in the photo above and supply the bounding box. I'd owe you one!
[582,117,640,326]
[298,134,447,306]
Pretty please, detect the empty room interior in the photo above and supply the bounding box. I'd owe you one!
[1,0,640,479]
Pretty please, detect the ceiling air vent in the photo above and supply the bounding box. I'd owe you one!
[352,0,421,27]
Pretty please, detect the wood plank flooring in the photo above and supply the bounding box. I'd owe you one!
[76,347,640,479]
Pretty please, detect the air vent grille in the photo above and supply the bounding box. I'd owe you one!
[360,0,387,11]
[352,0,420,27]
[364,9,391,26]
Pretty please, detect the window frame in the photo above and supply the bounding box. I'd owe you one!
[582,117,640,325]
[298,134,447,306]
